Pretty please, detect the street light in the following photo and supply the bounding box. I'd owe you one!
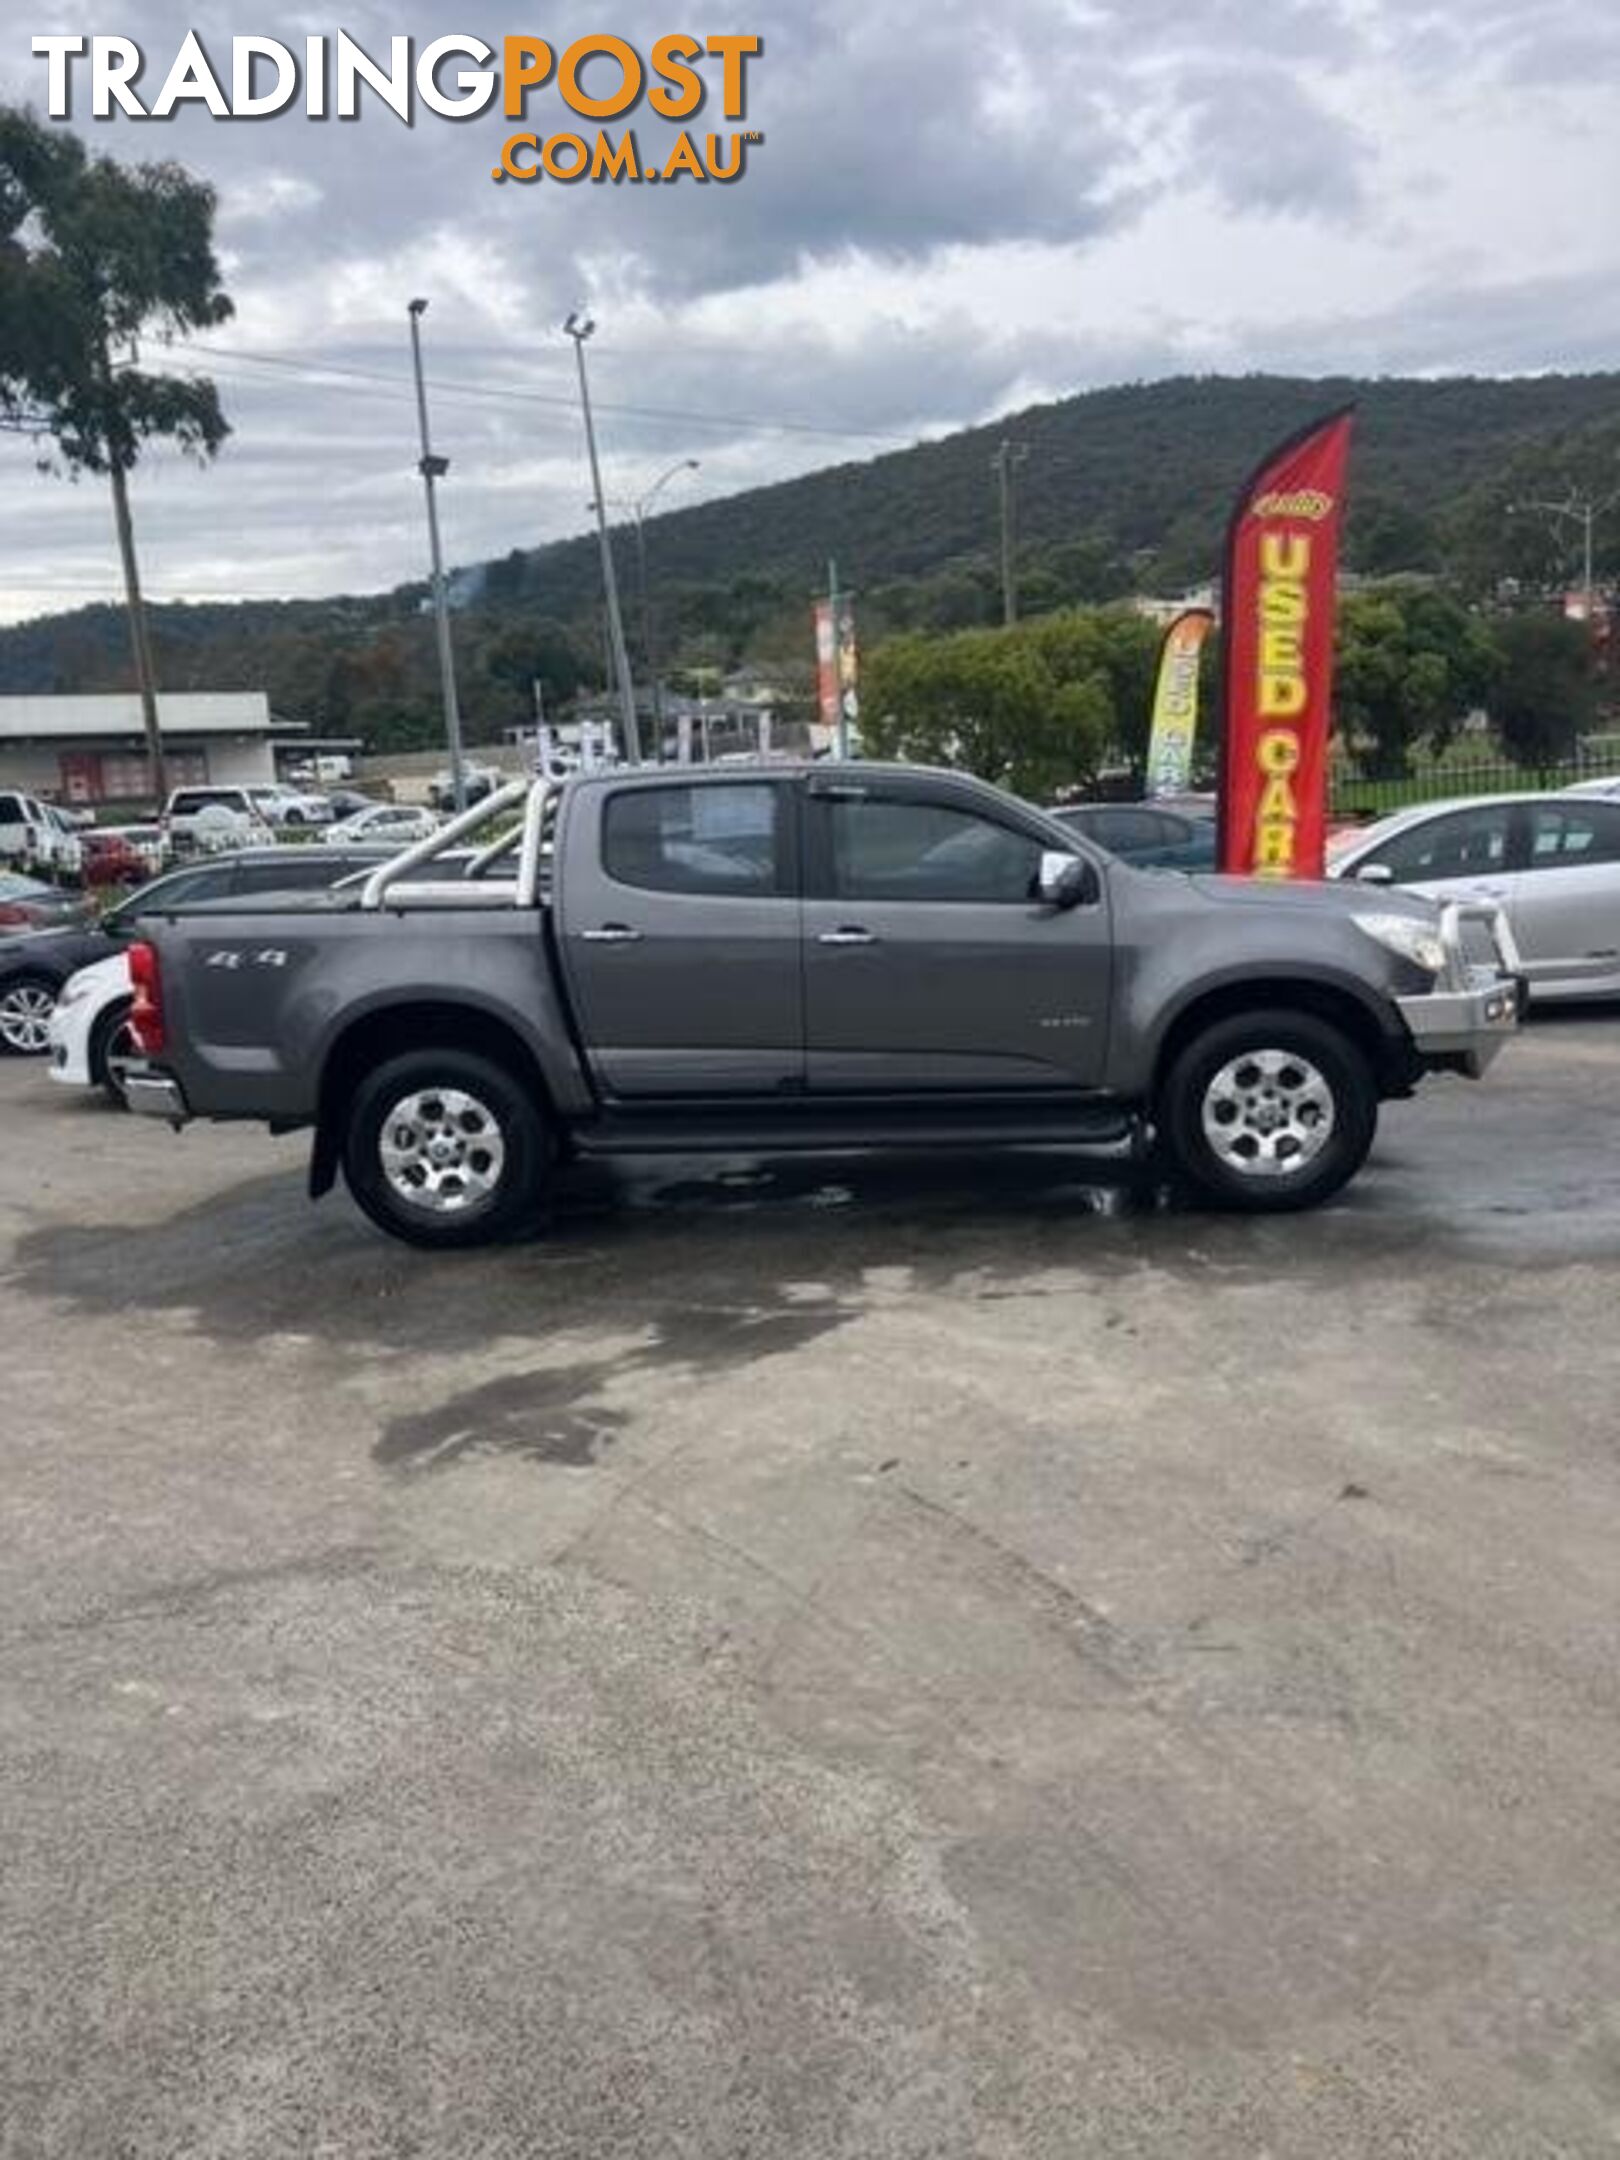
[564,308,642,765]
[1508,488,1620,623]
[406,297,467,813]
[629,459,700,758]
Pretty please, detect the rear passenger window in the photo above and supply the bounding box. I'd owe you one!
[1526,803,1620,867]
[603,785,782,895]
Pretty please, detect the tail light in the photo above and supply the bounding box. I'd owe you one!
[128,938,166,1055]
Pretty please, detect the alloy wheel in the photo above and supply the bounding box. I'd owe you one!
[1200,1047,1336,1178]
[0,982,56,1054]
[377,1086,507,1215]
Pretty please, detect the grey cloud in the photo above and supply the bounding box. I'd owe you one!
[0,0,1613,622]
[2,0,1395,314]
[1178,64,1367,217]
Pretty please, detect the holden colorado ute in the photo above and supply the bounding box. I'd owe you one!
[118,763,1522,1247]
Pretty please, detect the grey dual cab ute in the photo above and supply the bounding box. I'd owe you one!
[121,763,1523,1248]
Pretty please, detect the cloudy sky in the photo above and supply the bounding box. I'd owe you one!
[1,0,1617,623]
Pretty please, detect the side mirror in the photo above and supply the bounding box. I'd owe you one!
[1037,850,1094,909]
[100,911,130,939]
[1354,861,1395,886]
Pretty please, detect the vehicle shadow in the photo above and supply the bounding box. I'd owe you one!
[15,1082,1604,1373]
[6,1143,1219,1361]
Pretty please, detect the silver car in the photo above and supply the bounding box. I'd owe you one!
[1329,791,1620,1001]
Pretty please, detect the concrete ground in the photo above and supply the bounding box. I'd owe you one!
[2,1023,1619,2159]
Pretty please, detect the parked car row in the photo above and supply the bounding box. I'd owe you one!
[0,845,404,1070]
[0,791,91,876]
[0,782,447,887]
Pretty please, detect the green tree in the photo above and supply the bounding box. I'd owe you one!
[1022,607,1163,776]
[0,107,232,799]
[1492,611,1598,767]
[1333,586,1498,777]
[862,617,1114,798]
[481,617,591,720]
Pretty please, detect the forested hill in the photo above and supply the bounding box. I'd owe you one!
[487,369,1620,608]
[3,370,1617,751]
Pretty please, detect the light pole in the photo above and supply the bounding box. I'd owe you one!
[564,308,642,765]
[1510,489,1620,622]
[991,439,1030,626]
[406,298,467,813]
[628,459,700,759]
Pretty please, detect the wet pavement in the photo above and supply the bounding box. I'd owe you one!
[3,1021,1620,2157]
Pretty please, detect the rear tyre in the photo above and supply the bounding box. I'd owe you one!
[0,974,57,1055]
[1158,1009,1377,1213]
[342,1048,549,1249]
[90,997,137,1109]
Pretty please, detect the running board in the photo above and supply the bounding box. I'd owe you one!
[571,1095,1142,1158]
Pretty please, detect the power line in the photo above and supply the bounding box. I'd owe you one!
[182,340,915,447]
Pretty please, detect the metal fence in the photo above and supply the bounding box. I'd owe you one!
[1329,750,1620,818]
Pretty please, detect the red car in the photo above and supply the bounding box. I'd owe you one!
[78,828,163,889]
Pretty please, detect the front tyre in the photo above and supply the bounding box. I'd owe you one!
[1159,1009,1377,1213]
[343,1049,549,1249]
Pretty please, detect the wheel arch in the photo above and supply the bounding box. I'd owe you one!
[1150,975,1411,1106]
[88,988,135,1084]
[310,1000,556,1198]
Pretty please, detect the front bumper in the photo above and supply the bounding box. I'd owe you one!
[1396,900,1523,1078]
[123,1065,190,1123]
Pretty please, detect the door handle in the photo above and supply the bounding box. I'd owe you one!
[581,924,644,944]
[818,926,878,946]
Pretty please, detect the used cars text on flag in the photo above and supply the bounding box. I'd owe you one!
[1217,407,1354,878]
[1144,606,1214,799]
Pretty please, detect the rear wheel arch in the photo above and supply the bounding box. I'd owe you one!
[341,1042,551,1248]
[312,1000,557,1198]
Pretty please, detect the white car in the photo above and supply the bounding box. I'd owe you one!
[0,791,81,875]
[252,783,333,828]
[1329,790,1620,1002]
[163,783,330,850]
[48,951,135,1105]
[321,803,440,846]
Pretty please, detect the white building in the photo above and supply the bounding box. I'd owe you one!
[0,692,284,805]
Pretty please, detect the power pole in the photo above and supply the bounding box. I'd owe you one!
[629,458,700,763]
[1511,488,1619,623]
[107,458,166,807]
[991,439,1030,627]
[406,298,467,813]
[101,337,166,807]
[565,309,642,764]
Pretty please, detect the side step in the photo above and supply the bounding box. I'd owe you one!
[571,1094,1143,1159]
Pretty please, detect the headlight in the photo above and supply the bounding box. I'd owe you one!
[1354,911,1448,975]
